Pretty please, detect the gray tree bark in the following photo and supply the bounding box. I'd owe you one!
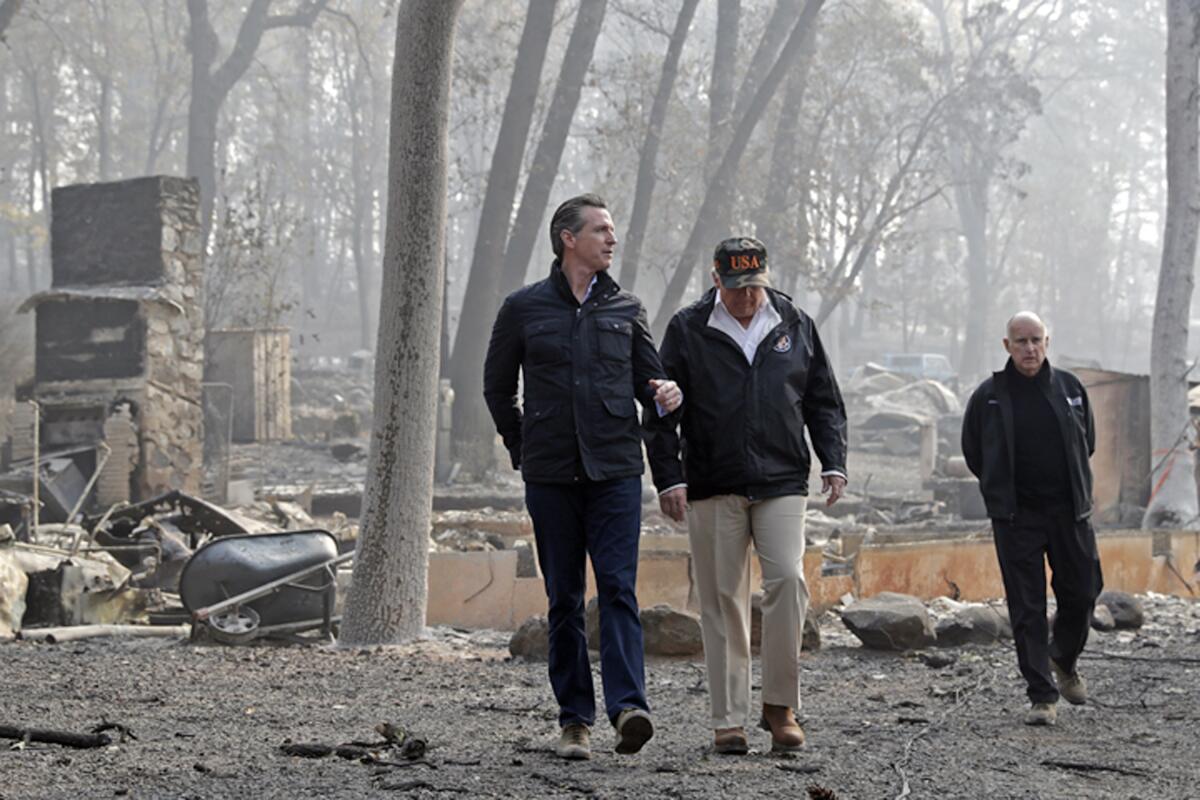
[339,0,466,646]
[496,0,608,294]
[1144,0,1200,528]
[0,0,22,41]
[617,0,700,293]
[705,0,739,182]
[185,0,327,249]
[448,0,559,476]
[651,0,825,337]
[753,21,816,262]
[453,0,607,477]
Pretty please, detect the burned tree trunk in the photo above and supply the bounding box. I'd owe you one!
[1144,0,1200,528]
[496,0,609,293]
[185,0,327,248]
[651,0,825,337]
[0,0,22,41]
[705,0,740,183]
[753,22,816,263]
[447,0,558,476]
[452,0,607,477]
[618,0,700,293]
[338,0,465,645]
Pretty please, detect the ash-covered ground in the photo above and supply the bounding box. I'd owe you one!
[1,594,1198,800]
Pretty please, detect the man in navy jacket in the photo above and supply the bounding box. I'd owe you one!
[484,194,680,759]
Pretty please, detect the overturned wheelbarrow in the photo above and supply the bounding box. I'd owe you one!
[180,530,353,644]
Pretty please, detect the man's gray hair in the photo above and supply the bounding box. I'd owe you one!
[1006,311,1048,338]
[549,194,607,260]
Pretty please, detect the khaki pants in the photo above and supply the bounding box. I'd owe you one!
[687,494,809,730]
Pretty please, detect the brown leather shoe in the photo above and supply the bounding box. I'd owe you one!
[759,704,805,752]
[713,727,749,755]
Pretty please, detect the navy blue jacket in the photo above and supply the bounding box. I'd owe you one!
[484,263,673,483]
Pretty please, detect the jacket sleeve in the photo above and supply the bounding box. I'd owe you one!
[642,314,687,492]
[961,386,983,479]
[482,295,523,469]
[801,320,848,477]
[630,300,682,425]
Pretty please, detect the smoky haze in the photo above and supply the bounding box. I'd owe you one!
[0,0,1176,417]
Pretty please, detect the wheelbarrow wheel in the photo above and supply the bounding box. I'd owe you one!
[207,606,261,644]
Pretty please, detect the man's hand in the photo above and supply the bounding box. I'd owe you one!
[821,474,847,507]
[659,486,687,523]
[650,378,682,413]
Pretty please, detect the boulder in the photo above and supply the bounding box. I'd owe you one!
[1097,591,1144,630]
[508,615,550,661]
[1091,603,1116,632]
[588,599,704,655]
[841,592,936,651]
[934,604,1012,646]
[751,592,821,652]
[640,605,703,656]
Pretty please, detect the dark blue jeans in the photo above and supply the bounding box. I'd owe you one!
[525,476,648,728]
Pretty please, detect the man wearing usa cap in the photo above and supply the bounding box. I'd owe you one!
[644,236,848,754]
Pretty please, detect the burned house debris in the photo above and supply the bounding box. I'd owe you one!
[0,178,1194,656]
[5,176,206,517]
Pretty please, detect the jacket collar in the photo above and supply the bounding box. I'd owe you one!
[693,286,800,329]
[549,259,618,306]
[999,357,1053,389]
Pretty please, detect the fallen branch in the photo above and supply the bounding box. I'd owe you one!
[20,624,191,644]
[892,669,996,799]
[778,762,821,774]
[1041,759,1149,778]
[0,725,111,749]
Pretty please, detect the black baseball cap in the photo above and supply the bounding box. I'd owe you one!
[713,236,770,289]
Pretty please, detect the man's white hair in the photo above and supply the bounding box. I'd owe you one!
[1005,311,1047,338]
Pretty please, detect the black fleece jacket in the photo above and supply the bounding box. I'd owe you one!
[961,359,1095,521]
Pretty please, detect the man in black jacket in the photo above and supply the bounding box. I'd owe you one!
[961,311,1103,726]
[644,237,847,754]
[484,194,680,760]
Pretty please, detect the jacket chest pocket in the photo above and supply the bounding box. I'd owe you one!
[524,320,570,365]
[594,318,632,362]
[1067,400,1088,436]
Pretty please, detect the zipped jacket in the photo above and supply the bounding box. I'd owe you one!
[483,262,673,483]
[643,287,847,501]
[960,359,1095,521]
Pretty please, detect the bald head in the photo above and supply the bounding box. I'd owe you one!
[1003,311,1049,377]
[1006,311,1047,339]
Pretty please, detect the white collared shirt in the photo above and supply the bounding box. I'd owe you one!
[708,291,782,364]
